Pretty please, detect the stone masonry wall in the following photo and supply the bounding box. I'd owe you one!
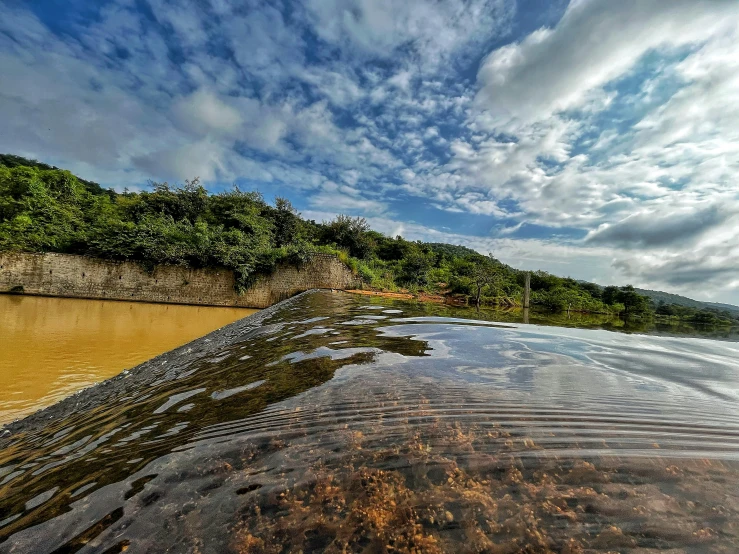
[0,252,359,308]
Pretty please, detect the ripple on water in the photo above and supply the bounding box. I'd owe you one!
[1,291,739,553]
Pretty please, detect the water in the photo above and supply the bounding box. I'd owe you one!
[1,291,739,552]
[0,295,256,424]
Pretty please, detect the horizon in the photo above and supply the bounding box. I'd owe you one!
[2,0,738,304]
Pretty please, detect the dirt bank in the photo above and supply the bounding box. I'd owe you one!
[345,289,469,306]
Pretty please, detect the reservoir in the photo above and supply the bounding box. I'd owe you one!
[0,295,256,425]
[1,291,739,552]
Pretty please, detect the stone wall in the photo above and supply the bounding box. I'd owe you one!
[0,252,359,308]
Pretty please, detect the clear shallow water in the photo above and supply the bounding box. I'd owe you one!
[1,291,739,552]
[0,295,256,424]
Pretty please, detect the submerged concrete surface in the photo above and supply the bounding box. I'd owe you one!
[0,252,358,308]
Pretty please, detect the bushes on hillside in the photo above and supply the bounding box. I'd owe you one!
[0,158,661,315]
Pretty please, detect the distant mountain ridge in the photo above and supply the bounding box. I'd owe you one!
[634,288,739,315]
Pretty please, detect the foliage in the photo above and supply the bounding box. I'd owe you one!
[637,287,739,317]
[0,154,112,197]
[0,156,667,315]
[654,300,737,326]
[271,197,301,247]
[463,254,502,306]
[320,215,374,259]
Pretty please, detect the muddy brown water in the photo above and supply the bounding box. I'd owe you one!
[0,295,256,424]
[1,291,739,552]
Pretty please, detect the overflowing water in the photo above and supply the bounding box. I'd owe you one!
[1,291,739,553]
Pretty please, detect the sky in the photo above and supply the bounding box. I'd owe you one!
[1,0,738,304]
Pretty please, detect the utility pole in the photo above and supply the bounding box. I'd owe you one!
[523,272,531,309]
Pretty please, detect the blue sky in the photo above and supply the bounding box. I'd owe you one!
[2,0,739,303]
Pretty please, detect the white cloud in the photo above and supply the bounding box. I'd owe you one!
[585,200,738,249]
[341,170,361,186]
[308,191,387,215]
[475,0,738,124]
[293,67,365,107]
[133,139,229,182]
[305,0,514,69]
[614,244,739,297]
[412,0,739,299]
[0,2,404,186]
[172,89,243,136]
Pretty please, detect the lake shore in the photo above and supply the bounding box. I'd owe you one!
[345,288,469,305]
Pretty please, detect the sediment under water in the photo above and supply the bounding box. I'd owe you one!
[1,291,739,553]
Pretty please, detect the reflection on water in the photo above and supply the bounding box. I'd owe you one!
[1,291,739,552]
[0,295,256,424]
[453,303,739,341]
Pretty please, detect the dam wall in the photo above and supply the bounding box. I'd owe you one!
[0,251,358,308]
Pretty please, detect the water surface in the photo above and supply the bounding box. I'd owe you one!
[1,291,738,553]
[0,295,256,424]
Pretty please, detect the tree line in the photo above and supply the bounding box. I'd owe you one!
[2,156,732,323]
[653,301,739,326]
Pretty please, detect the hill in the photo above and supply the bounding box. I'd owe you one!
[0,154,703,318]
[0,154,112,197]
[426,243,482,259]
[635,288,739,316]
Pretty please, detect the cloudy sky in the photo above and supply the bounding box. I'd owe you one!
[2,0,739,303]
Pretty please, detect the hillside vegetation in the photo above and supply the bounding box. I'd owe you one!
[0,155,736,325]
[636,288,739,316]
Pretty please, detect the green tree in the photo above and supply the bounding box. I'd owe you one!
[272,197,300,247]
[398,244,435,286]
[323,215,374,259]
[617,285,651,315]
[470,256,501,307]
[602,285,619,305]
